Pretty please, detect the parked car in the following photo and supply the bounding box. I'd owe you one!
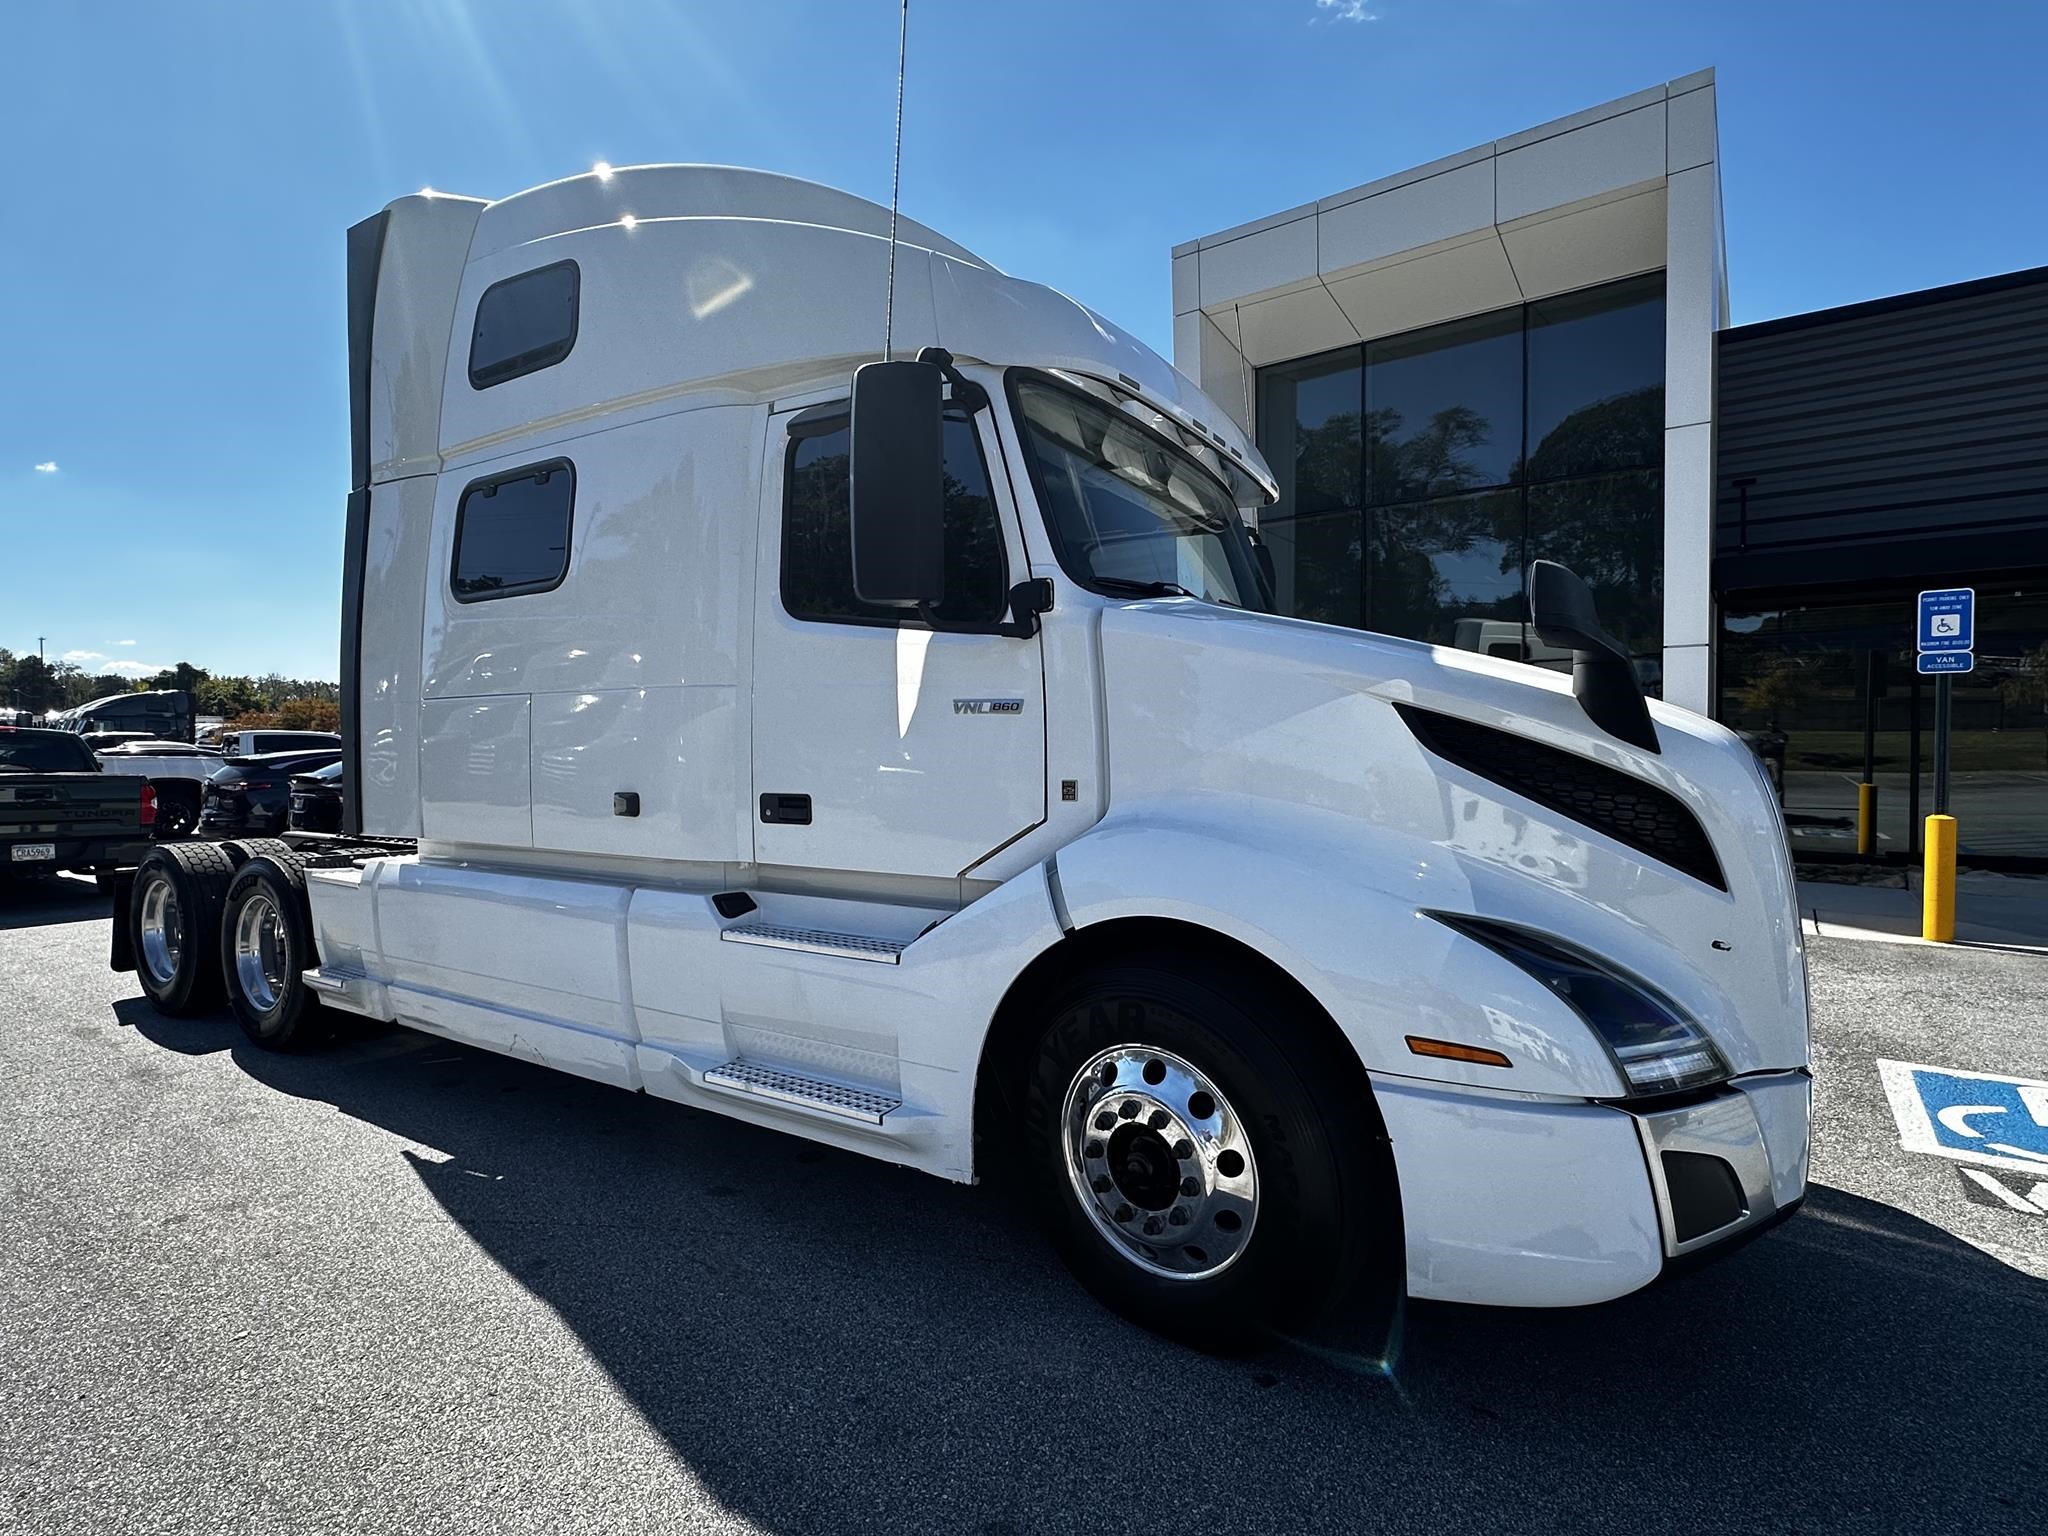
[212,729,341,758]
[0,727,152,880]
[287,759,344,833]
[200,749,341,836]
[93,739,223,838]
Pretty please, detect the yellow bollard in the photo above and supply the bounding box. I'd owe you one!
[1922,815,1957,942]
[1856,782,1877,856]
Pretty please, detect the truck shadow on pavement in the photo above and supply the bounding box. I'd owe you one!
[118,1001,2048,1535]
[0,877,109,931]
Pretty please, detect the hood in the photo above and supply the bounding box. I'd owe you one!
[1095,601,1809,1075]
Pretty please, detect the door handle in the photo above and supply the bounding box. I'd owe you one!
[759,793,812,825]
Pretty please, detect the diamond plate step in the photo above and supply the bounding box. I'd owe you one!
[701,1059,903,1124]
[720,923,908,963]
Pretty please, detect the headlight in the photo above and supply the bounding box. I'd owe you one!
[1429,914,1729,1096]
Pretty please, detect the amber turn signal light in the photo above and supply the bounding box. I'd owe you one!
[1405,1036,1512,1069]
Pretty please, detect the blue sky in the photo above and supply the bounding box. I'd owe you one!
[5,0,2044,682]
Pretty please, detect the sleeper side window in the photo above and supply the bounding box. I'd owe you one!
[781,412,1007,625]
[468,261,580,388]
[452,459,575,602]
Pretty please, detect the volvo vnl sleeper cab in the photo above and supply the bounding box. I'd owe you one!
[117,166,1811,1347]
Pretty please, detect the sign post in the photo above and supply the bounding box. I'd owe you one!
[1916,588,1973,941]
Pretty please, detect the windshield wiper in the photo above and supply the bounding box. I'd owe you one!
[1092,577,1198,600]
[1091,576,1245,609]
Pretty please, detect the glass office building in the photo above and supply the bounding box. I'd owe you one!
[1255,274,1667,683]
[1174,72,1723,713]
[1173,73,2047,866]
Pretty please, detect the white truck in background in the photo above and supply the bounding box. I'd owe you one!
[112,166,1810,1348]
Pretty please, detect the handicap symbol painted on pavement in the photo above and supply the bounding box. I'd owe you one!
[1878,1059,2048,1177]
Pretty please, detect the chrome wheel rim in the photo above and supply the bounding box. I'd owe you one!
[138,875,182,986]
[1060,1043,1259,1282]
[233,892,289,1014]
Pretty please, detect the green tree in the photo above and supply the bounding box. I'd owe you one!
[8,655,58,714]
[146,661,209,695]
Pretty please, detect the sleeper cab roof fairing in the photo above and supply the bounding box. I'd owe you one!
[378,164,1275,505]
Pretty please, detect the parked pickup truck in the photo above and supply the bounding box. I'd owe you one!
[0,727,153,880]
[93,739,222,838]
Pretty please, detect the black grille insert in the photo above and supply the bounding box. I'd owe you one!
[1661,1150,1747,1242]
[1396,705,1727,891]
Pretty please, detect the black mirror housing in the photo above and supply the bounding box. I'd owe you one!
[850,359,946,608]
[1527,559,1659,754]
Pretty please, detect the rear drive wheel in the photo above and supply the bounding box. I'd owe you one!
[130,844,235,1014]
[1023,952,1392,1350]
[220,856,328,1051]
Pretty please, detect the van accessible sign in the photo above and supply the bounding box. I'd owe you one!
[1916,587,1975,675]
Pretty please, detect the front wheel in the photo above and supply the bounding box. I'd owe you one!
[1023,952,1393,1350]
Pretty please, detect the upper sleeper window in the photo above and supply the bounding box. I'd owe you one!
[782,413,1007,625]
[452,460,575,602]
[468,261,580,388]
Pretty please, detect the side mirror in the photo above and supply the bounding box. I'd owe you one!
[850,359,946,608]
[1527,559,1659,753]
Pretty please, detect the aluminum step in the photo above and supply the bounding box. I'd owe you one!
[701,1059,903,1124]
[719,923,908,963]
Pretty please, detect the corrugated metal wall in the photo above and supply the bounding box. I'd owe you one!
[1715,267,2048,594]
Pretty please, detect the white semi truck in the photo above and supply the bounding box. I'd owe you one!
[114,166,1810,1347]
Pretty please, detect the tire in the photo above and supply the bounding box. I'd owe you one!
[1022,951,1391,1350]
[219,854,329,1051]
[152,783,200,840]
[130,844,236,1015]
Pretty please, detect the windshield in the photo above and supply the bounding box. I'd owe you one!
[0,733,96,773]
[1012,376,1263,609]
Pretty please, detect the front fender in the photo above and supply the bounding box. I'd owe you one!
[1050,805,1629,1100]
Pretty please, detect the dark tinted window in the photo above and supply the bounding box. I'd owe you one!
[1526,274,1665,481]
[469,261,580,388]
[1367,488,1523,647]
[1257,350,1361,519]
[1252,274,1665,679]
[783,414,1006,624]
[452,460,575,601]
[1527,469,1663,663]
[1367,309,1523,502]
[0,732,95,773]
[1257,510,1363,629]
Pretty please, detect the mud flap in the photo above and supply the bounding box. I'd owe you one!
[108,871,136,973]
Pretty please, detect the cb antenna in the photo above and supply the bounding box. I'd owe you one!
[883,0,909,361]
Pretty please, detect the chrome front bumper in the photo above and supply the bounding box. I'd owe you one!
[1626,1069,1813,1259]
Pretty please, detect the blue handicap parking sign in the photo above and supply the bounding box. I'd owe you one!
[1917,587,1974,652]
[1916,651,1975,675]
[1879,1060,2048,1175]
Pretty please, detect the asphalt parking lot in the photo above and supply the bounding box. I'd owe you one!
[3,877,2044,1536]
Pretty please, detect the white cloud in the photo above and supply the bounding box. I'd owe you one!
[1315,0,1377,19]
[34,461,58,474]
[112,639,137,647]
[61,649,163,677]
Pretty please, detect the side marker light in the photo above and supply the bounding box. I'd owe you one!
[1405,1036,1512,1069]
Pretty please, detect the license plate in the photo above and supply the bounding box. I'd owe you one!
[10,844,56,862]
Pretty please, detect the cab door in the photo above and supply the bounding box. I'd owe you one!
[751,401,1045,880]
